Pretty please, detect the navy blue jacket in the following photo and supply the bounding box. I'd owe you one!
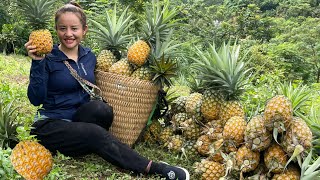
[28,44,96,120]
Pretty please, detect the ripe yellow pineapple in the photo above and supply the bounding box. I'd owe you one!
[272,165,300,180]
[185,92,204,122]
[108,58,133,76]
[164,135,185,153]
[196,134,213,156]
[131,66,153,81]
[264,95,293,134]
[222,116,247,150]
[180,118,201,140]
[11,140,53,180]
[200,90,223,121]
[235,145,260,173]
[194,159,225,180]
[264,143,288,173]
[219,100,245,125]
[17,0,55,55]
[282,116,312,156]
[127,40,151,66]
[244,115,272,152]
[96,50,117,72]
[158,126,175,145]
[171,112,188,131]
[201,120,224,141]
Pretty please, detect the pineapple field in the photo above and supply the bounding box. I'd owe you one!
[2,0,320,179]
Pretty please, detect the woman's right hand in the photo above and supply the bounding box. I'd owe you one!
[24,41,44,60]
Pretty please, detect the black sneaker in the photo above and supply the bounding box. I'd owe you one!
[160,162,190,180]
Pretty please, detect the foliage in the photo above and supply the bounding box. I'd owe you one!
[0,148,21,179]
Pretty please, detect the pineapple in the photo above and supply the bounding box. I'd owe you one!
[108,58,133,76]
[17,0,55,55]
[185,92,204,122]
[96,50,117,72]
[200,90,223,121]
[281,116,312,166]
[264,95,293,134]
[171,96,188,114]
[271,165,300,180]
[158,126,175,145]
[201,120,224,141]
[207,139,224,163]
[171,112,188,131]
[90,6,135,70]
[131,66,153,81]
[192,41,250,126]
[235,145,260,173]
[264,143,288,173]
[182,140,199,161]
[127,40,151,66]
[11,140,53,180]
[244,115,272,152]
[164,135,185,153]
[180,118,201,140]
[222,116,247,150]
[196,134,213,156]
[194,159,225,180]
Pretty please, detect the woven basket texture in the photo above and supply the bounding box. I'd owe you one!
[95,70,159,146]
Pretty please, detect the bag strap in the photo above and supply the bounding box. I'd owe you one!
[63,60,103,101]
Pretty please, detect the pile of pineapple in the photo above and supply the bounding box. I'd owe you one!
[143,42,317,180]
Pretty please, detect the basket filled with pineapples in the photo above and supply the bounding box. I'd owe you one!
[90,1,180,147]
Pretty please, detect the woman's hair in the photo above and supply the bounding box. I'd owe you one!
[55,1,87,29]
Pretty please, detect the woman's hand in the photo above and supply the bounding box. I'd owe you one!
[24,41,44,60]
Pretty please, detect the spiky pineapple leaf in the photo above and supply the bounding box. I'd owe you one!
[17,0,55,29]
[89,6,136,50]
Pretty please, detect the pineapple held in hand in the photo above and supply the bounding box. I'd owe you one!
[17,0,55,55]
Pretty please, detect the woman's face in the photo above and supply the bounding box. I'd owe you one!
[56,12,87,52]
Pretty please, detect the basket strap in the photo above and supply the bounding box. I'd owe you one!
[63,60,102,100]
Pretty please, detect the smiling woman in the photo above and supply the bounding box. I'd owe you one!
[20,1,190,180]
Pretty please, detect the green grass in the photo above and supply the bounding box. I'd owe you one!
[0,54,198,179]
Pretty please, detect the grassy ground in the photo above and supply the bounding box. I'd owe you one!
[0,54,197,179]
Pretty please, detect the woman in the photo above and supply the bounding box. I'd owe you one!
[25,2,189,180]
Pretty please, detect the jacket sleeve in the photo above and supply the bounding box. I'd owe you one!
[27,59,49,106]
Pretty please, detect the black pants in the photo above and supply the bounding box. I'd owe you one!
[30,100,150,173]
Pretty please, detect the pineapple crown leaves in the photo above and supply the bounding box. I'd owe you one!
[151,29,182,60]
[17,0,56,29]
[300,149,320,180]
[0,99,20,149]
[191,40,252,100]
[89,6,136,51]
[142,0,181,44]
[277,81,312,116]
[150,54,178,88]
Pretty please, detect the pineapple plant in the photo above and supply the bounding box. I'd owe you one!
[0,99,20,149]
[244,115,272,152]
[192,41,250,125]
[17,0,55,55]
[90,6,136,71]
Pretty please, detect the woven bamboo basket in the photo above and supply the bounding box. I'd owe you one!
[95,70,159,147]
